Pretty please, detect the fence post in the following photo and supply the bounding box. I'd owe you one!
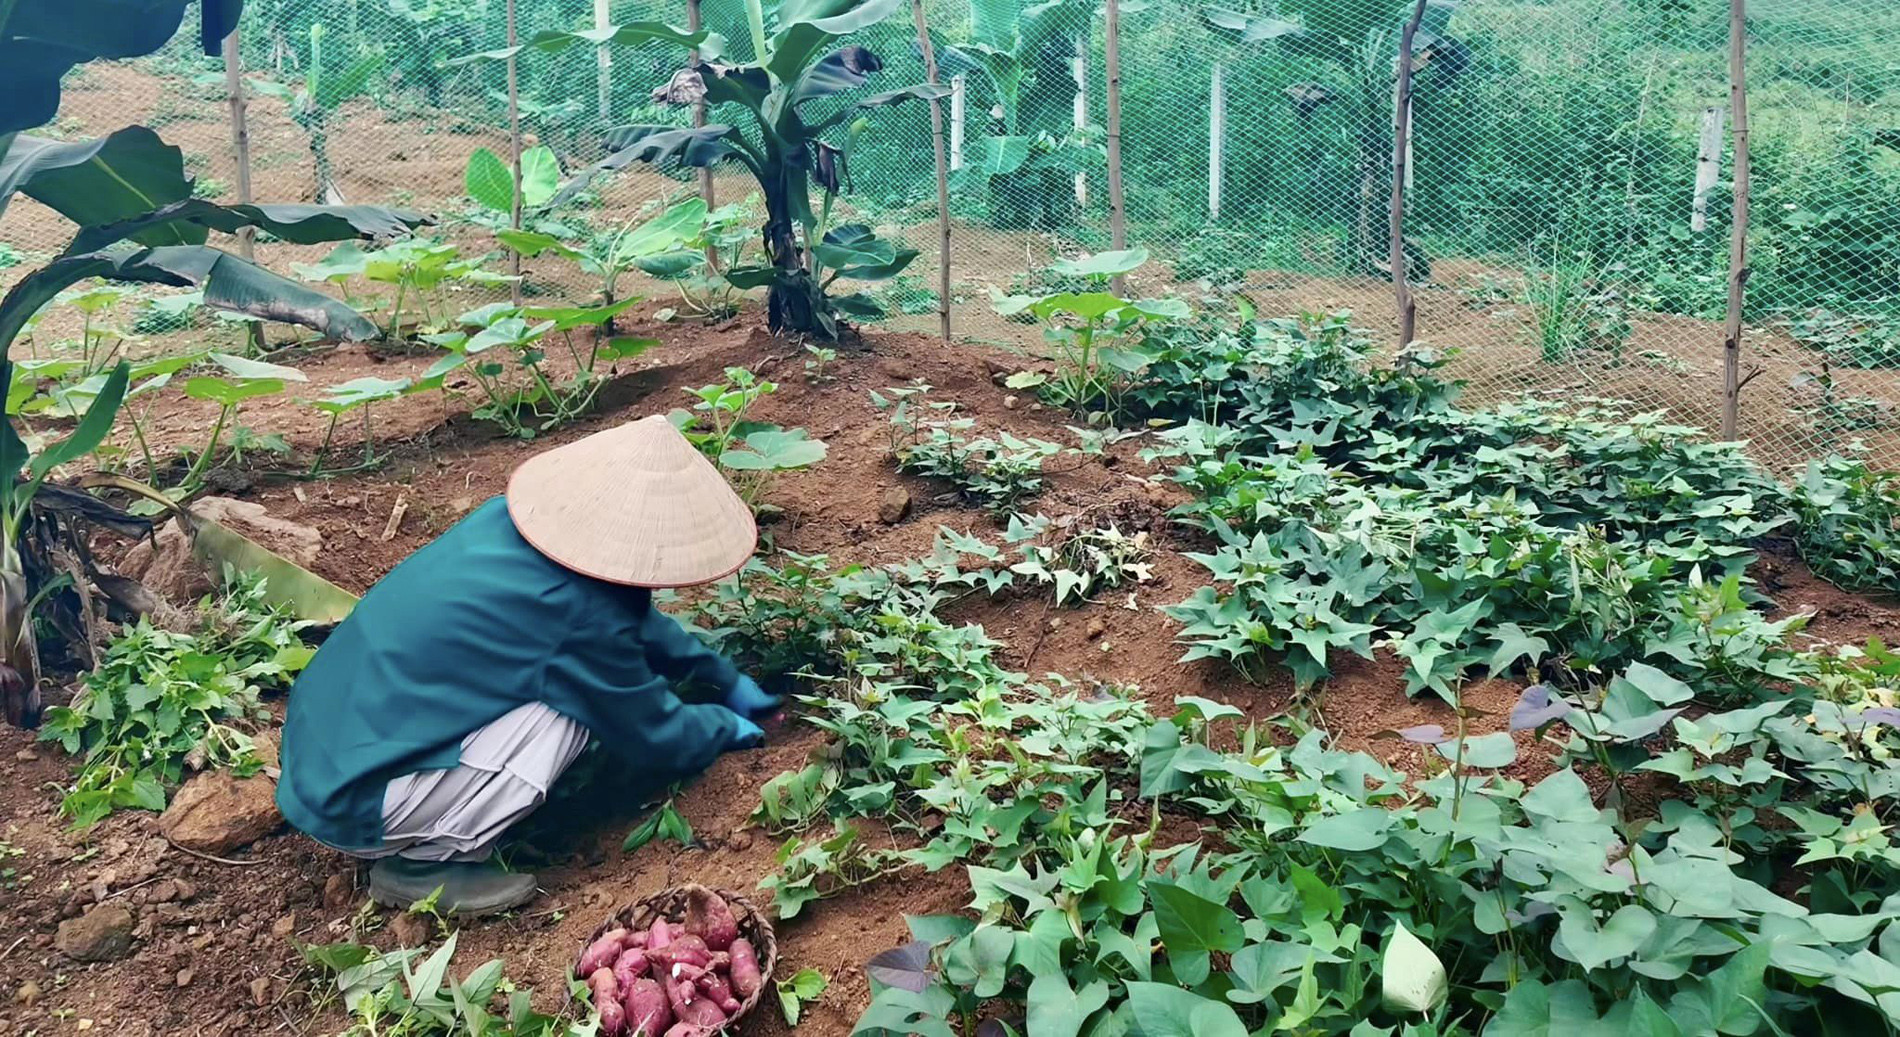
[950,75,966,172]
[1072,35,1088,209]
[1692,105,1724,234]
[1207,62,1224,222]
[1390,0,1429,347]
[690,0,715,266]
[1105,0,1126,294]
[911,0,952,341]
[595,0,612,120]
[223,27,265,354]
[1721,0,1751,441]
[506,0,523,306]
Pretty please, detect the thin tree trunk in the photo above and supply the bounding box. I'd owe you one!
[507,0,523,307]
[911,0,952,341]
[950,74,966,172]
[1208,62,1224,221]
[1722,0,1751,441]
[1692,105,1725,235]
[1390,0,1429,346]
[223,29,265,354]
[1072,36,1088,209]
[690,0,717,270]
[595,0,612,119]
[1105,0,1127,295]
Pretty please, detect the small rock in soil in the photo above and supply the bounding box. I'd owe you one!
[726,829,754,852]
[1003,395,1019,410]
[389,912,433,948]
[176,969,194,988]
[249,976,272,1006]
[16,980,41,1005]
[1086,618,1107,640]
[159,770,282,854]
[322,873,354,912]
[15,749,36,762]
[271,913,297,938]
[878,486,912,525]
[56,904,136,962]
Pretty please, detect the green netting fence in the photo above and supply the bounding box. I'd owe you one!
[5,0,1898,470]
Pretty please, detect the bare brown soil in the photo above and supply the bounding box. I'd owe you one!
[1,61,1898,1037]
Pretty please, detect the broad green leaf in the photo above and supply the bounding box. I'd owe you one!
[1026,972,1109,1037]
[1147,880,1243,985]
[210,352,308,383]
[1620,661,1694,706]
[1049,248,1148,279]
[1123,982,1248,1037]
[1298,808,1391,851]
[464,147,513,214]
[183,376,285,406]
[1379,920,1447,1014]
[720,428,828,471]
[1435,731,1517,769]
[1557,902,1657,972]
[1520,769,1601,824]
[1487,979,1607,1037]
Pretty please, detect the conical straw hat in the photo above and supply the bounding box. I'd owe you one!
[506,415,758,588]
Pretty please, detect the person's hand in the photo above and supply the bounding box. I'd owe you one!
[724,675,780,721]
[727,715,765,750]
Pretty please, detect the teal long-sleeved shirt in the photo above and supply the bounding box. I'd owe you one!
[277,496,743,850]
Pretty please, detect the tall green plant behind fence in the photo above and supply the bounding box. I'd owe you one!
[5,0,1899,467]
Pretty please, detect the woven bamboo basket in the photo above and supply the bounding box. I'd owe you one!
[580,884,778,1031]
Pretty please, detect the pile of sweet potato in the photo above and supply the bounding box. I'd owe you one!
[575,888,764,1036]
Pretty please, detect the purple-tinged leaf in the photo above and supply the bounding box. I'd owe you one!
[866,940,935,992]
[1511,684,1571,732]
[1857,707,1900,729]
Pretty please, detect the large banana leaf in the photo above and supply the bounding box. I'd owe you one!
[453,21,720,65]
[0,0,240,135]
[546,125,748,209]
[765,0,905,83]
[791,46,885,106]
[1,246,380,354]
[808,83,950,134]
[67,199,430,255]
[0,128,193,238]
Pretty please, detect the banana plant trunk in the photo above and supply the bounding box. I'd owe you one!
[761,174,828,338]
[0,558,40,728]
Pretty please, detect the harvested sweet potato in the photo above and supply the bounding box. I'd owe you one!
[727,937,762,999]
[696,971,740,1014]
[660,1025,711,1037]
[612,948,649,989]
[674,995,728,1028]
[576,928,629,979]
[684,888,740,951]
[622,976,672,1036]
[626,930,649,949]
[647,918,673,951]
[589,967,625,1036]
[649,934,711,975]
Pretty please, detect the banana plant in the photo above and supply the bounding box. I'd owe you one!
[466,0,947,340]
[0,122,427,726]
[242,23,384,203]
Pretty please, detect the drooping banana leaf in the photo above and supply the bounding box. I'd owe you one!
[545,126,748,209]
[0,127,191,230]
[66,198,431,255]
[0,0,240,136]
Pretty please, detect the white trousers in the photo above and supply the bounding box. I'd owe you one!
[357,701,590,862]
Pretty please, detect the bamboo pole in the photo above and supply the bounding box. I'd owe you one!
[1104,0,1126,295]
[1207,62,1224,221]
[1389,0,1429,348]
[1072,37,1088,209]
[507,0,523,306]
[595,0,612,119]
[1721,0,1751,441]
[950,75,966,171]
[690,0,716,268]
[223,28,265,353]
[911,0,952,341]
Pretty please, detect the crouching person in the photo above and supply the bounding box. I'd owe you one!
[277,416,778,915]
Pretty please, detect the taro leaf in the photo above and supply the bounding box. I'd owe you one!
[1049,247,1148,279]
[1435,731,1516,769]
[27,362,127,479]
[599,337,659,361]
[293,242,374,283]
[1292,805,1398,847]
[210,352,308,382]
[0,127,190,233]
[1025,972,1109,1037]
[66,199,431,255]
[519,146,559,208]
[1556,902,1657,972]
[520,297,640,332]
[1511,684,1571,731]
[623,197,708,255]
[865,940,934,992]
[720,428,828,472]
[315,376,410,414]
[1298,808,1392,851]
[1147,881,1243,986]
[465,147,513,214]
[495,229,588,264]
[184,376,285,407]
[1380,920,1448,1014]
[1122,982,1249,1037]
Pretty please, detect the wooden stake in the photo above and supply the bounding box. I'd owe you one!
[690,0,714,232]
[1104,0,1126,295]
[223,29,265,353]
[911,0,952,341]
[506,0,523,307]
[1207,62,1224,222]
[1692,105,1724,234]
[595,0,612,119]
[1072,36,1088,209]
[1390,0,1428,348]
[1721,0,1751,441]
[950,75,966,172]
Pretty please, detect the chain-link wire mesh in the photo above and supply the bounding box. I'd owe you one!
[3,0,1897,470]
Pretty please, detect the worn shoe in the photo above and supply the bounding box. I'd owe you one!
[368,857,539,916]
